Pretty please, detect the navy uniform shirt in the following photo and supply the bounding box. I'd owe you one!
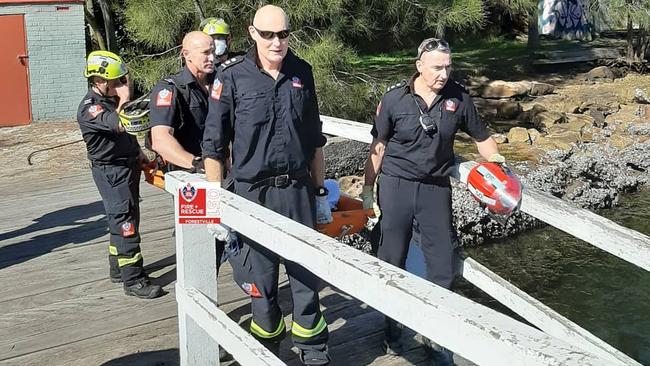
[149,66,214,157]
[76,88,140,163]
[372,75,489,181]
[202,47,326,181]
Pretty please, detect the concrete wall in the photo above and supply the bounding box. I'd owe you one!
[0,2,86,121]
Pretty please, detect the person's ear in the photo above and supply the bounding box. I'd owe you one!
[248,25,257,40]
[415,60,423,73]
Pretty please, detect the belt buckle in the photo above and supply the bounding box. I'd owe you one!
[274,174,289,188]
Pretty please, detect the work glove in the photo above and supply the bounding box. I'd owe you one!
[190,156,205,174]
[488,153,506,164]
[360,185,381,218]
[315,195,333,224]
[207,223,235,242]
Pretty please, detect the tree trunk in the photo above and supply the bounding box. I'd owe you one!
[191,0,205,21]
[97,0,117,52]
[627,14,635,64]
[84,0,106,50]
[528,9,540,49]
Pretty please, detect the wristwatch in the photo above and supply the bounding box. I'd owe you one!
[315,186,329,197]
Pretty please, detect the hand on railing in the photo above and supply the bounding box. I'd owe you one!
[207,223,236,242]
[315,196,333,224]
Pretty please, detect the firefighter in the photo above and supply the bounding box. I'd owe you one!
[361,38,505,365]
[77,50,162,299]
[200,17,240,65]
[202,5,332,365]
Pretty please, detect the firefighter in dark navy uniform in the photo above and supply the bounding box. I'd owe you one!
[361,38,505,365]
[77,50,162,299]
[202,5,333,365]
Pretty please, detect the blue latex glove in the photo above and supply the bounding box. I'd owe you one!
[315,195,333,224]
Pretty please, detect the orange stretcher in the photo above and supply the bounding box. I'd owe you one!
[143,163,165,189]
[144,166,372,238]
[316,194,374,238]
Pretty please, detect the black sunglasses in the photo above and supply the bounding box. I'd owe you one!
[417,38,450,59]
[254,26,290,40]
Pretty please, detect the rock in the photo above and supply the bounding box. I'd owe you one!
[492,133,508,144]
[587,109,606,128]
[496,101,523,119]
[481,80,532,99]
[323,138,368,178]
[609,135,635,149]
[565,113,595,133]
[529,82,555,96]
[634,88,650,104]
[527,128,541,142]
[518,104,547,123]
[534,129,579,152]
[578,100,620,116]
[507,127,530,144]
[580,126,603,142]
[584,66,615,81]
[628,123,650,135]
[533,111,565,130]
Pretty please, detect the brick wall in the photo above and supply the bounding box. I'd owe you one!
[0,3,86,121]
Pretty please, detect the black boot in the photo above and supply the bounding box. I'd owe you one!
[422,337,455,366]
[109,255,122,283]
[124,277,163,299]
[382,317,404,356]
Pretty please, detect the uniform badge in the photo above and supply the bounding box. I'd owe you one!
[88,105,103,118]
[242,282,262,298]
[291,76,303,89]
[211,78,223,100]
[376,101,382,117]
[181,183,197,202]
[121,222,135,237]
[444,100,457,112]
[156,88,173,107]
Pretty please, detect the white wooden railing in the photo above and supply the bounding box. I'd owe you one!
[165,115,649,366]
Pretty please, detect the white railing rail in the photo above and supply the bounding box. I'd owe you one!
[165,115,647,366]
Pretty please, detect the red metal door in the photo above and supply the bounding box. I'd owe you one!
[0,14,31,126]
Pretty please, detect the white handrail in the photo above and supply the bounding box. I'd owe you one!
[166,170,614,366]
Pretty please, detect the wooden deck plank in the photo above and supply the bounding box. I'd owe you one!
[0,173,474,366]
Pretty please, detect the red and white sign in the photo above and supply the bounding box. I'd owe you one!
[177,181,221,224]
[211,79,223,100]
[88,105,103,118]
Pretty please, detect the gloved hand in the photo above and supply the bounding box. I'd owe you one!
[207,223,235,242]
[488,153,506,164]
[315,195,333,224]
[191,156,205,173]
[360,185,381,218]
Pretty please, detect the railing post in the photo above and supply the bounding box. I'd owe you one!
[168,172,219,366]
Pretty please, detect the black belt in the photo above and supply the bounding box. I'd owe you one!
[246,171,310,192]
[91,156,137,167]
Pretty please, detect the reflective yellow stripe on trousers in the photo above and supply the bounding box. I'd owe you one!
[291,316,327,338]
[117,252,142,267]
[108,244,118,256]
[251,319,286,339]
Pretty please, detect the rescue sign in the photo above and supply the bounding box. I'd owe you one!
[177,182,221,224]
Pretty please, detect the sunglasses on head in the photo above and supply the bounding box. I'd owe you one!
[417,38,450,59]
[254,26,290,40]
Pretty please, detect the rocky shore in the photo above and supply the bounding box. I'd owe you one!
[324,68,650,248]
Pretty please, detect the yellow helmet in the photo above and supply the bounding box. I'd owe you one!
[118,95,150,136]
[84,50,128,80]
[200,17,230,36]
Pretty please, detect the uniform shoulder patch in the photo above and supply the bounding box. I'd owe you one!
[220,55,245,70]
[88,104,104,118]
[385,80,407,93]
[155,88,173,107]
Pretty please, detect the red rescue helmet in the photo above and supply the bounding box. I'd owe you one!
[466,162,523,216]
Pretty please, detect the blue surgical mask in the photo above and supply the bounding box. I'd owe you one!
[214,39,228,57]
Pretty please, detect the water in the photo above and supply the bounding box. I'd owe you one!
[466,190,650,364]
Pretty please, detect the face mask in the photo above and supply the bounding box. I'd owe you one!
[214,39,228,57]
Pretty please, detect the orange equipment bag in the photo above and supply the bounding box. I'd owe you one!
[143,161,165,190]
[316,194,374,238]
